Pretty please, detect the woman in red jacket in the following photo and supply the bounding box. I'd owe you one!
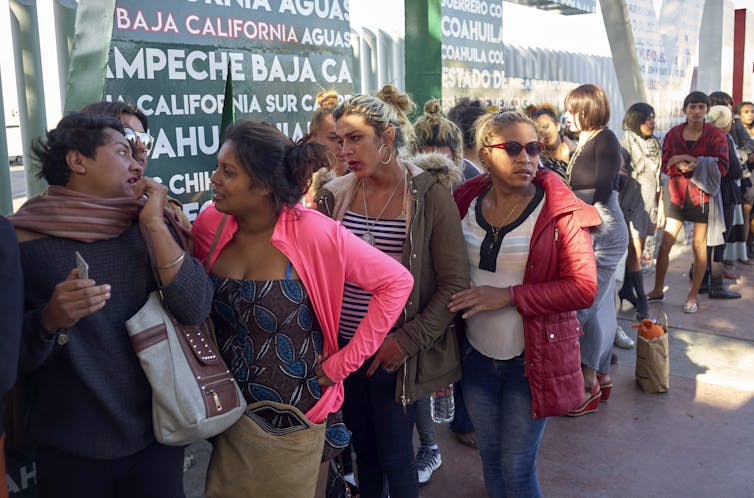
[449,111,599,498]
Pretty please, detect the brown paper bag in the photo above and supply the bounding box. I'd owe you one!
[635,332,670,393]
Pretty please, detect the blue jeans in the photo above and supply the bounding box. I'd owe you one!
[340,347,418,498]
[449,378,475,434]
[462,344,547,498]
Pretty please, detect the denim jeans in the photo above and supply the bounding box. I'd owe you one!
[340,348,418,498]
[414,396,437,448]
[462,343,547,498]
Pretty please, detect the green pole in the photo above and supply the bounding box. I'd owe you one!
[63,0,116,113]
[0,67,12,214]
[10,0,48,197]
[54,0,78,109]
[405,0,442,117]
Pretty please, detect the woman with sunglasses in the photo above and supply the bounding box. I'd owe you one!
[563,84,629,415]
[450,111,599,498]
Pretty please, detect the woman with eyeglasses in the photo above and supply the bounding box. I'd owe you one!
[563,84,629,415]
[450,111,599,498]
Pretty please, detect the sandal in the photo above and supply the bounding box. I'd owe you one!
[565,382,601,417]
[683,301,698,313]
[647,293,665,302]
[596,373,613,401]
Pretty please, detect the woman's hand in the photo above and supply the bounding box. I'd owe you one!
[656,193,666,229]
[315,353,335,388]
[676,162,696,174]
[133,177,169,229]
[668,154,696,167]
[448,285,511,319]
[41,268,111,332]
[366,336,407,377]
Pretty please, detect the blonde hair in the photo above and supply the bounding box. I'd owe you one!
[475,111,536,153]
[413,100,464,168]
[309,89,340,137]
[333,84,417,157]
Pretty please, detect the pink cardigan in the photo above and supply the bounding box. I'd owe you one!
[192,204,413,423]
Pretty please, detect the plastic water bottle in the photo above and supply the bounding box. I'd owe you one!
[430,385,455,423]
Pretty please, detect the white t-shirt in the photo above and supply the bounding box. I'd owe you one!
[462,190,544,360]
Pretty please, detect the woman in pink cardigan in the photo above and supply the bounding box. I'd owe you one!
[192,120,413,498]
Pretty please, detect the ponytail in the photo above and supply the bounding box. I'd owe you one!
[285,140,332,198]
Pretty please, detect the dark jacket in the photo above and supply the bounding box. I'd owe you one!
[0,217,23,437]
[315,154,469,405]
[454,169,600,418]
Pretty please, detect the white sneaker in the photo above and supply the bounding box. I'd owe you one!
[614,326,635,349]
[416,446,442,485]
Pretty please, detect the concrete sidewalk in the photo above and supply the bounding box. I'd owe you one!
[183,243,754,497]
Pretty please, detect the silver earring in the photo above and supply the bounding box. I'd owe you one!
[378,143,393,165]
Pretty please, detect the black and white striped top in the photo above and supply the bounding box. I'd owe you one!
[339,211,407,341]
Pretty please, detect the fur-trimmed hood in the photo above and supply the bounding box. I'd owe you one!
[409,152,463,189]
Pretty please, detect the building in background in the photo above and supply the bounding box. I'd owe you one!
[1,0,752,217]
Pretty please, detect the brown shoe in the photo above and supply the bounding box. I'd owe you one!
[453,431,477,449]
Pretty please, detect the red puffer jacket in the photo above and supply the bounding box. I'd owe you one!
[454,168,601,418]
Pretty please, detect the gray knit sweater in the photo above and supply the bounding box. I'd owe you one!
[19,222,213,458]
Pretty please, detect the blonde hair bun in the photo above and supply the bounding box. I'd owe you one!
[315,90,339,108]
[377,84,416,115]
[424,99,442,115]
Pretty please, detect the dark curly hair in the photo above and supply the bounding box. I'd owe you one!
[32,112,125,186]
[622,103,655,137]
[447,98,487,150]
[222,120,330,214]
[80,101,148,131]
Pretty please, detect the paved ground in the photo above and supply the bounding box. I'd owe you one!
[182,241,754,497]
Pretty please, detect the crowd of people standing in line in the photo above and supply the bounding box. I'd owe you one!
[2,82,752,498]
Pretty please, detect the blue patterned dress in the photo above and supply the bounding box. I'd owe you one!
[210,274,349,458]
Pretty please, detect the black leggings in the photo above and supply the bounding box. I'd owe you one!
[37,441,185,498]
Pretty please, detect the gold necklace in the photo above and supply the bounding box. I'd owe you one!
[486,188,533,241]
[360,172,406,246]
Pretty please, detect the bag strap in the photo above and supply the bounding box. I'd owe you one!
[204,214,229,273]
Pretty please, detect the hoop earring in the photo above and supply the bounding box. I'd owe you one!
[378,143,393,165]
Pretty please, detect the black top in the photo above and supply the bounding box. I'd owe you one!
[568,128,621,205]
[0,217,23,437]
[19,222,213,458]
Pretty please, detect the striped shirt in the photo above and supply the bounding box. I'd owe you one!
[339,211,406,341]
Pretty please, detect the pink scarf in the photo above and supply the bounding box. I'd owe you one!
[9,186,147,242]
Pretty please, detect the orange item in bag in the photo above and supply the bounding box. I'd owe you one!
[632,318,664,339]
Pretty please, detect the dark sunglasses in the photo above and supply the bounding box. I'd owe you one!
[485,141,544,157]
[124,127,154,152]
